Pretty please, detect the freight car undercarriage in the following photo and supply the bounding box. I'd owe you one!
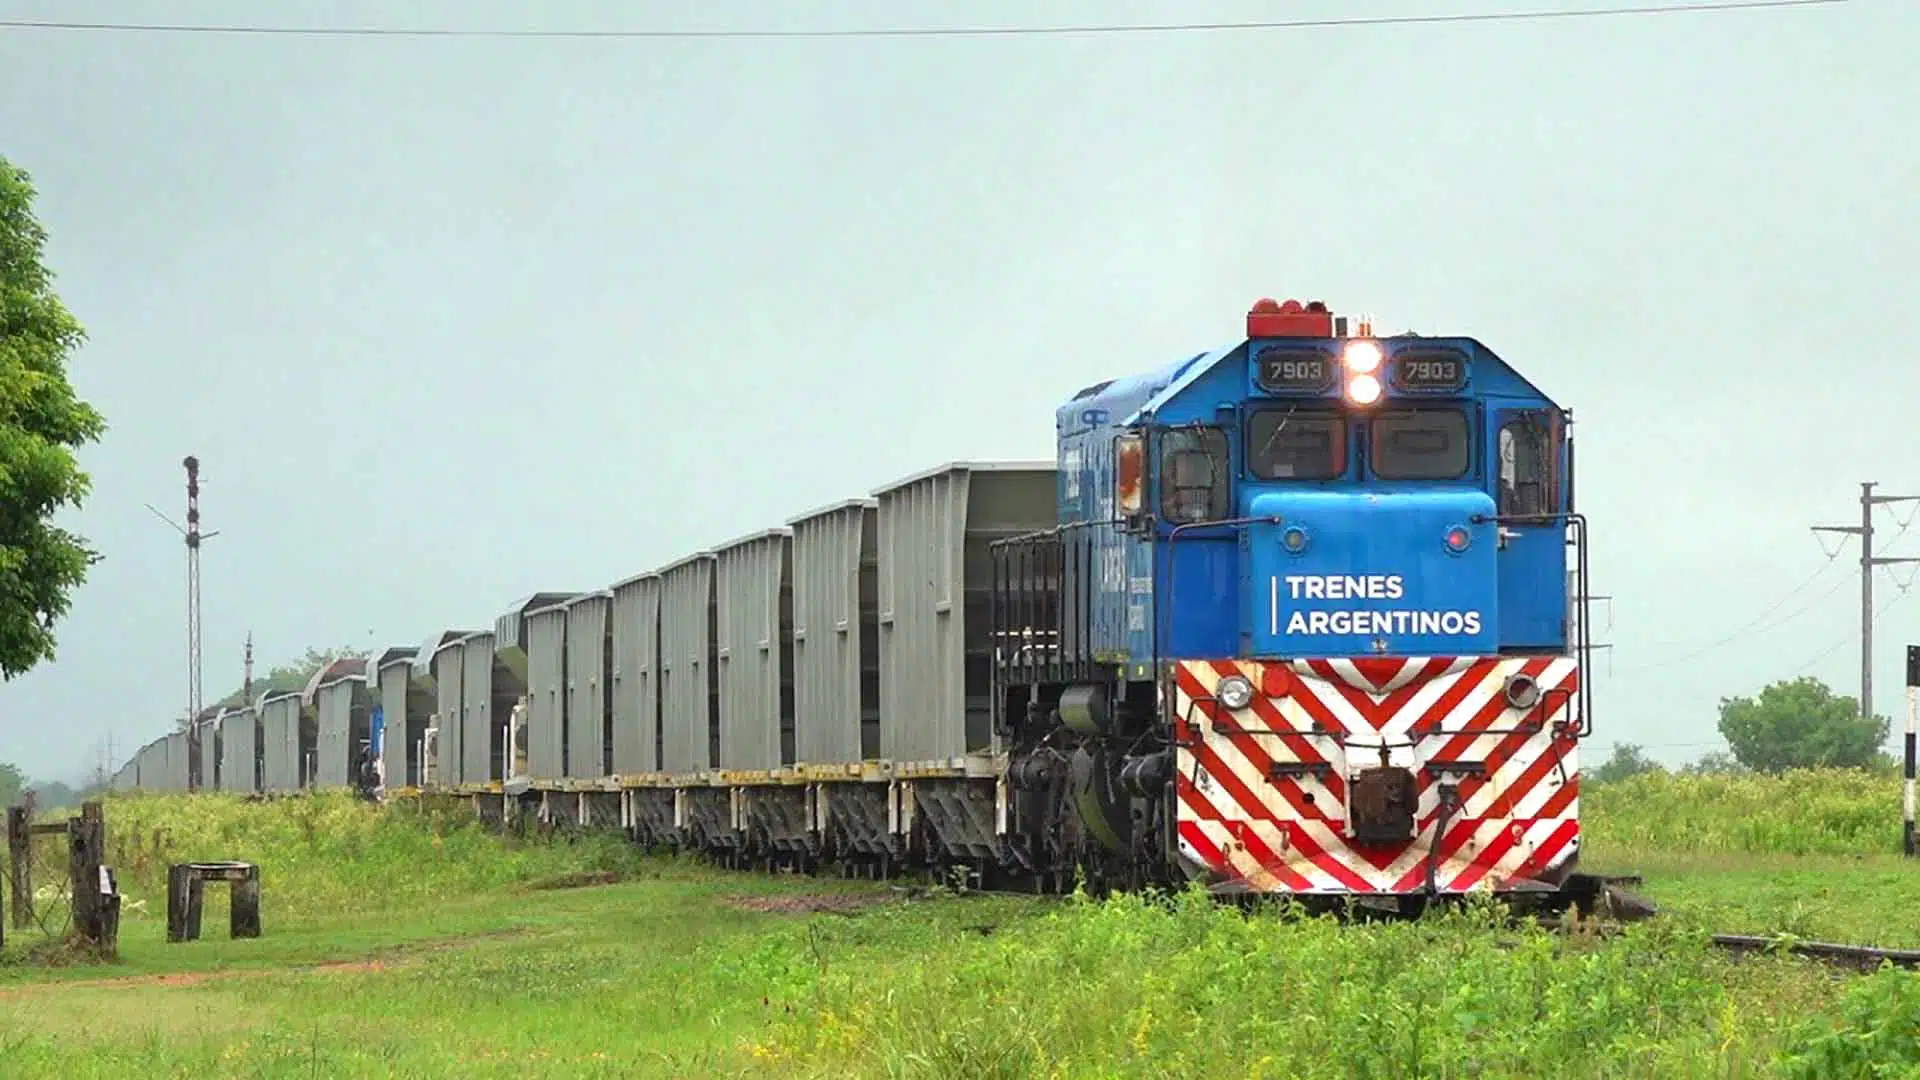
[418,705,1620,923]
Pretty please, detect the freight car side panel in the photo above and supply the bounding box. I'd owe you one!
[220,708,259,793]
[876,462,1057,762]
[261,695,298,791]
[198,720,221,791]
[377,653,434,789]
[788,500,879,765]
[610,574,662,774]
[564,593,612,779]
[526,606,568,781]
[315,679,361,788]
[716,531,791,773]
[659,554,718,775]
[432,642,466,786]
[461,634,496,785]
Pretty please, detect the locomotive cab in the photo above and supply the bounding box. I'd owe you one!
[1101,303,1575,665]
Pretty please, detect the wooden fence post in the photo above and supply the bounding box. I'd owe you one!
[166,863,201,943]
[6,806,30,930]
[66,801,117,957]
[232,864,262,939]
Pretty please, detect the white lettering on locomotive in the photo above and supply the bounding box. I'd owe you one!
[1270,574,1483,636]
[1283,574,1407,600]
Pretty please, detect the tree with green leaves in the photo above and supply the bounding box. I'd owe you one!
[0,155,107,681]
[1717,676,1889,773]
[1681,750,1746,776]
[1589,742,1663,784]
[0,760,23,808]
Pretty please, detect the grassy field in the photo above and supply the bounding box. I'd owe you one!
[1580,767,1920,949]
[0,774,1914,1078]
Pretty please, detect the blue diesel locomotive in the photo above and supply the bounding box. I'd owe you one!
[992,297,1592,903]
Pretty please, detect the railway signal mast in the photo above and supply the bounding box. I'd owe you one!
[1811,482,1920,738]
[147,456,220,791]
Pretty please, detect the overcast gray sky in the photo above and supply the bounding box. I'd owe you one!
[1,0,1914,784]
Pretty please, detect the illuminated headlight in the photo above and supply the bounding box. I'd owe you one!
[1345,373,1383,405]
[1503,672,1541,711]
[1343,340,1383,374]
[1215,675,1255,711]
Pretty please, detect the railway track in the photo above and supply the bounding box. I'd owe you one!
[878,879,1920,974]
[674,847,1920,975]
[1707,935,1920,972]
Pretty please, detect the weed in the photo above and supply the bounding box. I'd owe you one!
[1587,768,1904,856]
[0,776,1913,1077]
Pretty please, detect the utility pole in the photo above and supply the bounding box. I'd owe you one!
[1811,481,1920,728]
[185,455,202,789]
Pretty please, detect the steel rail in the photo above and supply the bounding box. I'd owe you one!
[1708,934,1920,971]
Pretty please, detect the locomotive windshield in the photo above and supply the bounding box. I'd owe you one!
[1370,408,1470,480]
[1246,408,1345,479]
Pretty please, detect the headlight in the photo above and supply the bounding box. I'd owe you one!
[1345,373,1382,405]
[1215,675,1255,711]
[1343,339,1383,374]
[1503,672,1541,711]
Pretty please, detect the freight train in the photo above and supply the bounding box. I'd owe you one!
[111,296,1596,912]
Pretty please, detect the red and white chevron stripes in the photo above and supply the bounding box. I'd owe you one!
[1169,656,1581,895]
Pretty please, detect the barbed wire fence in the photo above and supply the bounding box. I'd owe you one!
[4,798,75,955]
[3,797,122,960]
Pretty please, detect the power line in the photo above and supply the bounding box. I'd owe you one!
[1608,495,1920,676]
[0,1,1849,40]
[1587,739,1725,750]
[1812,481,1920,726]
[1791,582,1906,676]
[1609,543,1844,674]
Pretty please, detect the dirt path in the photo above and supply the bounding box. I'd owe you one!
[720,891,895,915]
[0,927,526,999]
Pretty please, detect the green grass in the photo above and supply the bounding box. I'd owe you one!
[0,773,1914,1077]
[1577,767,1920,949]
[1585,767,1908,856]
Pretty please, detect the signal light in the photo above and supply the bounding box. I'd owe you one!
[1345,373,1383,405]
[1444,526,1471,553]
[1247,297,1334,339]
[1343,340,1382,374]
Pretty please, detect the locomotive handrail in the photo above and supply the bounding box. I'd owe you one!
[1469,510,1593,740]
[988,518,1133,710]
[986,517,1129,549]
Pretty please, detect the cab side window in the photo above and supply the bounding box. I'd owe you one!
[1497,411,1559,518]
[1159,426,1230,524]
